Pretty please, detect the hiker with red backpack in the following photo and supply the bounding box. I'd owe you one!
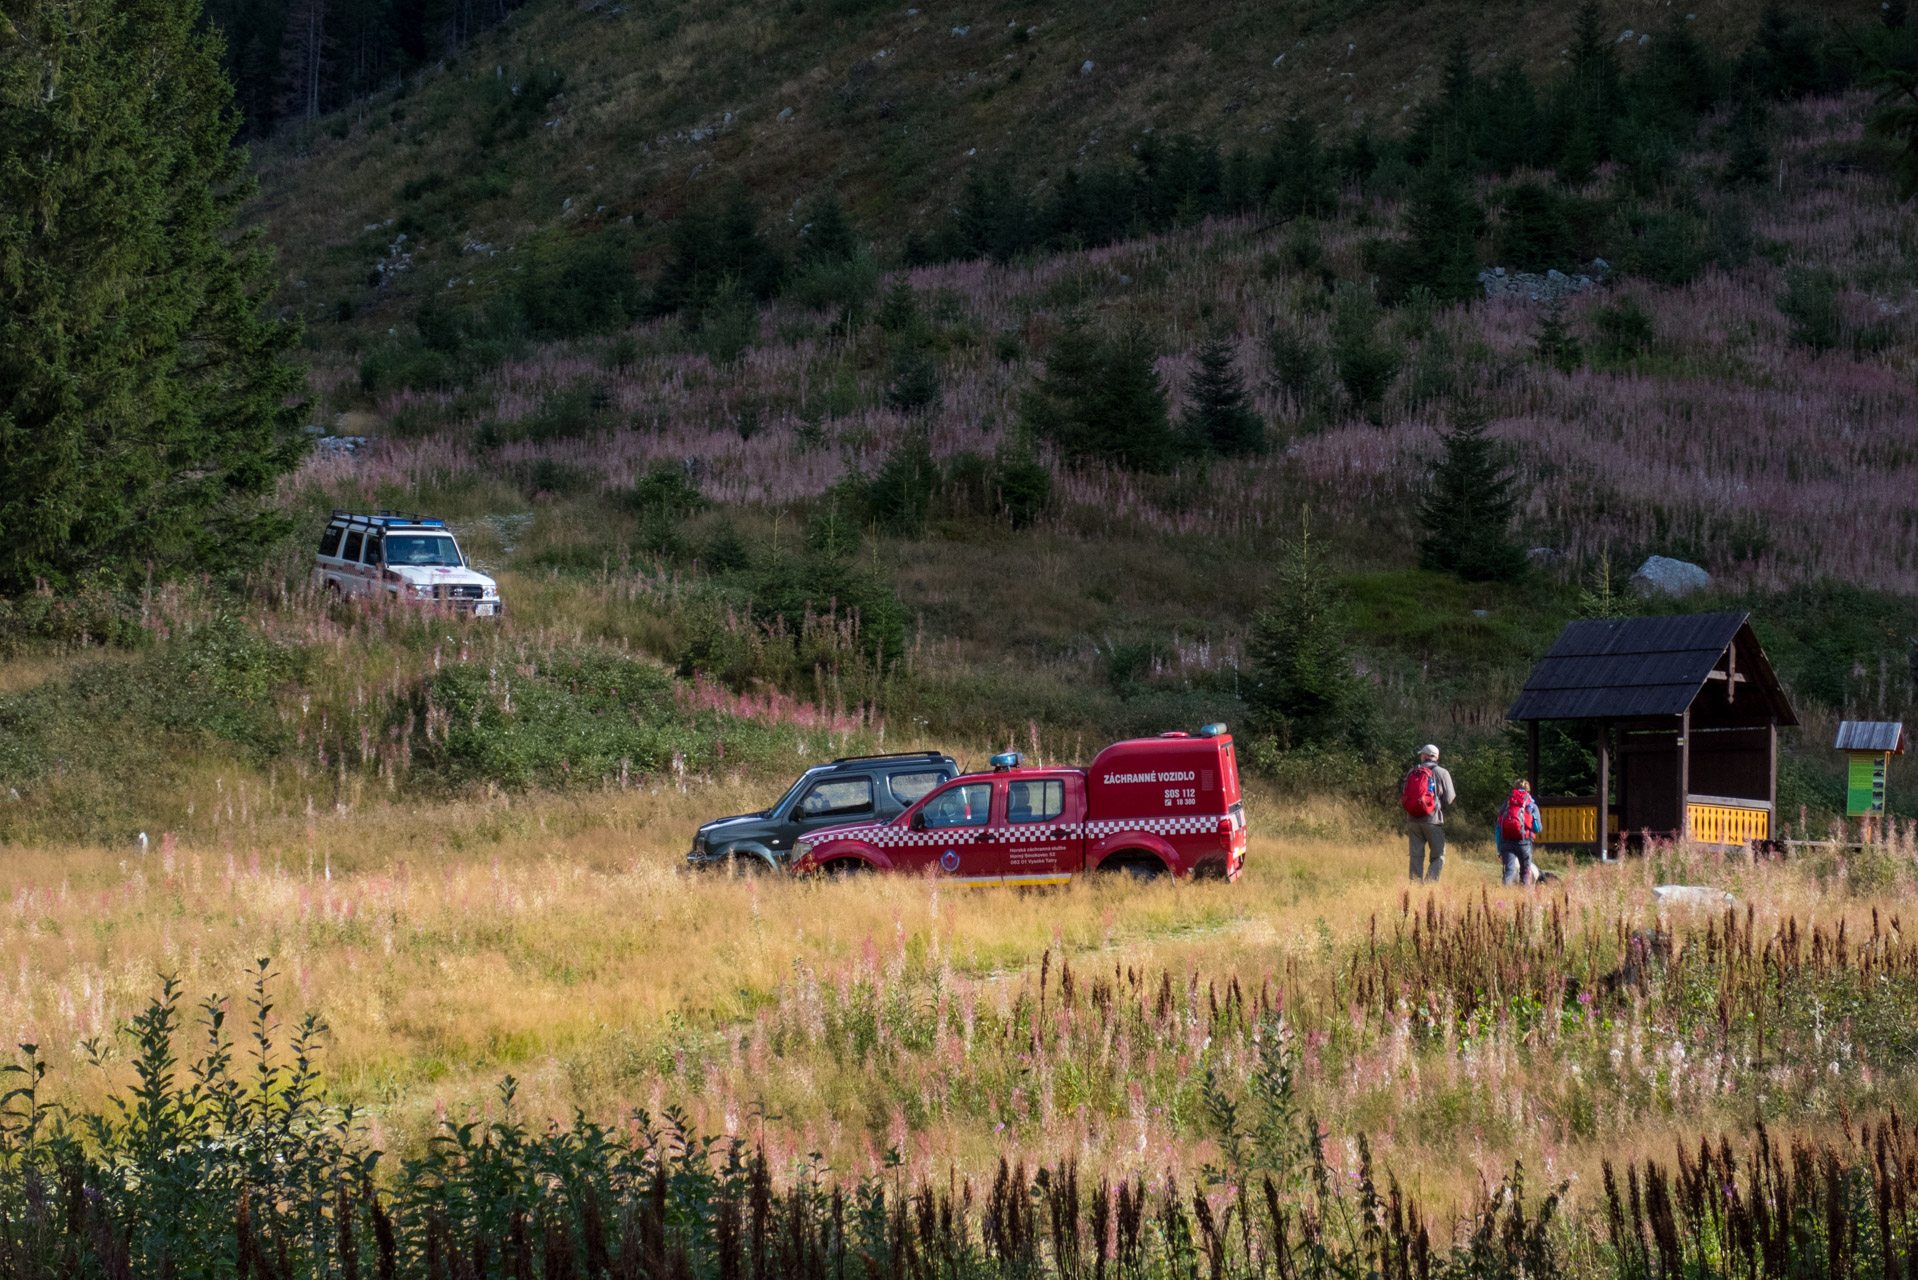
[1497,779,1543,886]
[1401,744,1457,882]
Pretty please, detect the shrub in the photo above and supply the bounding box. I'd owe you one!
[508,381,614,442]
[1022,318,1180,471]
[883,344,942,415]
[1417,400,1526,583]
[862,431,940,535]
[409,651,689,789]
[1266,321,1328,417]
[1328,285,1401,423]
[0,582,149,658]
[1776,267,1843,351]
[1593,297,1656,360]
[694,277,759,365]
[1247,515,1373,749]
[512,228,643,339]
[1180,335,1265,457]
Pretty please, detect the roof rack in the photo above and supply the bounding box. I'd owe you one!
[829,751,949,765]
[328,509,446,528]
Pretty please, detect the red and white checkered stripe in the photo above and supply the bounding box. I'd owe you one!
[810,813,1237,849]
[811,824,1090,848]
[1086,814,1232,838]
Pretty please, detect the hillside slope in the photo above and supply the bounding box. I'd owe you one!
[246,0,1802,318]
[199,0,1918,839]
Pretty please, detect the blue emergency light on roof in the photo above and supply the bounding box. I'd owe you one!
[1198,723,1228,738]
[990,752,1022,771]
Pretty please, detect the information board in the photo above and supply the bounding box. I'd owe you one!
[1847,753,1887,817]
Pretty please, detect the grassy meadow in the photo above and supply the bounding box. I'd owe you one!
[8,747,1918,1203]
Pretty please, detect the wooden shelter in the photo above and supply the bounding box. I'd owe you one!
[1506,612,1798,854]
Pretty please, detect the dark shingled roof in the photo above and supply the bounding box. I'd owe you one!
[1836,721,1906,753]
[1507,612,1795,723]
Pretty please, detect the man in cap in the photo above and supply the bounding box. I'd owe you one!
[1401,743,1457,882]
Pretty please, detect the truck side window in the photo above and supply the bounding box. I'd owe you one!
[342,531,364,562]
[364,536,383,567]
[920,783,993,829]
[1006,779,1064,823]
[888,771,947,805]
[800,777,873,817]
[319,526,343,557]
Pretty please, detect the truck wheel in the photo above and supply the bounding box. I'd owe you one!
[726,853,771,878]
[823,859,870,879]
[1099,855,1165,882]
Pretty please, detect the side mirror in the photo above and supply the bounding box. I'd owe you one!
[910,811,927,831]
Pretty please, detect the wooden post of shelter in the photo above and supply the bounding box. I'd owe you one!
[1678,707,1691,842]
[1528,721,1540,794]
[1767,720,1778,840]
[1595,720,1610,861]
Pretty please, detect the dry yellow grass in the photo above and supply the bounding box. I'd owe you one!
[6,765,1912,1204]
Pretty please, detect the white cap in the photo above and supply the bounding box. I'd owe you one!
[1419,744,1440,759]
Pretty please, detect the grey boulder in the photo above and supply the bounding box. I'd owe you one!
[1629,555,1711,597]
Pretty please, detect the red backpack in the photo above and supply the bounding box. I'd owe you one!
[1400,765,1440,819]
[1498,789,1538,840]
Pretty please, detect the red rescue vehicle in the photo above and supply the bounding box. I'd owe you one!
[788,725,1246,884]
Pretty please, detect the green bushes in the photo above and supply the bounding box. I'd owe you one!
[0,583,149,659]
[0,616,303,826]
[832,436,1054,532]
[1246,516,1374,751]
[1417,401,1526,584]
[359,230,641,398]
[1328,286,1402,424]
[1021,317,1179,471]
[406,651,693,789]
[512,228,645,339]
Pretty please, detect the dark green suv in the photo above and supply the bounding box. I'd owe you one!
[686,751,960,873]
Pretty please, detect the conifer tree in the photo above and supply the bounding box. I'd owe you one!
[1265,115,1335,219]
[1329,286,1401,423]
[1397,164,1485,304]
[652,185,783,320]
[1532,297,1584,372]
[1089,328,1178,472]
[0,0,304,591]
[800,193,858,266]
[1247,511,1370,749]
[1576,550,1627,619]
[1021,318,1177,471]
[1020,314,1103,460]
[1723,94,1773,186]
[1479,59,1544,173]
[1417,400,1526,582]
[1499,182,1573,271]
[884,345,942,415]
[1434,32,1481,166]
[1181,337,1265,457]
[1566,1,1624,160]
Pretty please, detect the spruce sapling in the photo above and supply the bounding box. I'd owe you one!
[1181,336,1266,457]
[1417,399,1526,582]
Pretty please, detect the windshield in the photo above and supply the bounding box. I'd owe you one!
[768,769,826,817]
[384,535,463,567]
